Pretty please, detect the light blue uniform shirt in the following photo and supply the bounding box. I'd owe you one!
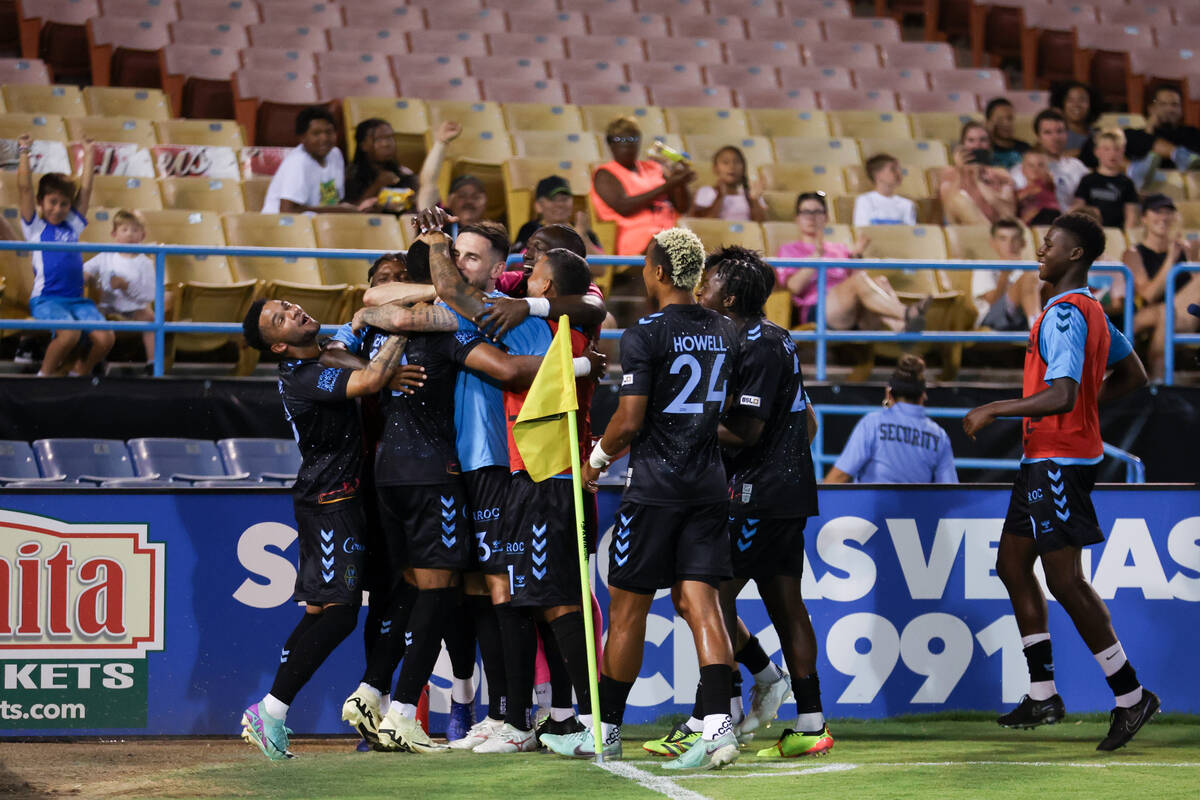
[834,402,958,484]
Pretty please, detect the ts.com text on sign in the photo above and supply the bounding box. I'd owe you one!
[0,510,164,729]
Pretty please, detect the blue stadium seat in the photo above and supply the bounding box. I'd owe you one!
[0,441,67,486]
[128,438,249,483]
[217,438,302,484]
[32,438,159,485]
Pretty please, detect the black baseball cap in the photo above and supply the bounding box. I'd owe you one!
[535,175,571,199]
[1141,193,1177,213]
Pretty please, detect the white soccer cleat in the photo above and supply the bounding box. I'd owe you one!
[377,707,448,753]
[736,672,792,737]
[449,717,504,750]
[471,722,538,753]
[341,688,383,748]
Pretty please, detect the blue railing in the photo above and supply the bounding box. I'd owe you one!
[1162,263,1200,386]
[0,242,1136,380]
[810,404,1146,483]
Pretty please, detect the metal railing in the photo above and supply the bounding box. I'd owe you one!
[0,242,1136,380]
[811,404,1146,483]
[1162,263,1200,386]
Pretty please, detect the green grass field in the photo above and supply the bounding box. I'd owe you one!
[32,713,1195,800]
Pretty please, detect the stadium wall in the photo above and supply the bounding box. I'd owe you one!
[0,485,1195,736]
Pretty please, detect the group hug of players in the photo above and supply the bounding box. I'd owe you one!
[236,207,1159,770]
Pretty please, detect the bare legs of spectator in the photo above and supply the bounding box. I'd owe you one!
[39,329,114,377]
[1140,279,1200,380]
[825,272,910,331]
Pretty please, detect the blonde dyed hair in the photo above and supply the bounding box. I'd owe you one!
[651,228,705,291]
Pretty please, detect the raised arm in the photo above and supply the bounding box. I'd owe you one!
[362,281,439,307]
[16,134,37,223]
[416,120,462,210]
[592,166,692,217]
[351,301,459,333]
[414,218,491,321]
[75,139,96,216]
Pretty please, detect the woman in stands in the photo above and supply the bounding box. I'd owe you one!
[823,355,957,484]
[344,118,419,212]
[1125,194,1200,380]
[775,191,922,332]
[589,116,695,255]
[689,145,766,222]
[1050,81,1100,156]
[939,121,1016,225]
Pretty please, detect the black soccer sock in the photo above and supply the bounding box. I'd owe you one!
[361,582,417,693]
[793,672,823,714]
[270,605,359,705]
[471,595,507,720]
[548,612,594,711]
[735,636,772,676]
[496,602,537,730]
[690,680,703,720]
[538,618,575,709]
[599,674,634,727]
[393,586,458,705]
[1023,638,1055,684]
[280,611,321,669]
[698,663,732,737]
[444,596,478,682]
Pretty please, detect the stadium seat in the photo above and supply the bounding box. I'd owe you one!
[426,6,507,33]
[1074,24,1154,110]
[548,59,630,86]
[247,24,330,52]
[578,104,667,137]
[880,41,957,71]
[562,0,631,11]
[724,40,803,67]
[400,76,483,103]
[231,70,322,147]
[178,0,263,24]
[160,177,246,213]
[98,0,179,21]
[512,130,601,162]
[945,222,1036,261]
[83,86,171,120]
[1153,27,1200,54]
[928,68,1007,96]
[407,30,490,58]
[711,0,779,14]
[425,99,506,134]
[2,83,84,116]
[566,82,650,106]
[853,67,931,93]
[167,20,251,51]
[780,0,852,17]
[158,43,241,118]
[679,218,766,254]
[858,138,949,168]
[0,440,65,485]
[804,42,882,71]
[1095,111,1145,131]
[671,14,748,40]
[480,78,567,105]
[772,136,861,167]
[820,89,898,112]
[389,54,468,88]
[763,220,854,257]
[898,91,980,114]
[703,64,779,92]
[830,110,912,139]
[484,0,559,16]
[216,438,302,483]
[911,111,981,141]
[736,87,821,111]
[747,17,825,44]
[635,0,701,14]
[747,108,831,138]
[329,26,415,53]
[340,3,426,30]
[649,86,734,110]
[564,35,646,63]
[509,10,590,36]
[860,224,948,262]
[259,1,344,27]
[154,119,245,148]
[32,438,155,484]
[17,0,100,84]
[312,214,405,288]
[221,212,322,286]
[66,116,158,147]
[823,16,901,43]
[665,107,749,138]
[138,208,232,282]
[638,37,723,66]
[342,95,428,168]
[760,190,801,222]
[0,58,52,85]
[759,162,848,195]
[316,71,398,102]
[486,32,567,60]
[502,155,592,235]
[845,163,928,198]
[1099,4,1173,27]
[128,437,245,482]
[241,48,318,74]
[165,277,258,373]
[590,12,669,38]
[89,176,163,211]
[503,102,584,134]
[776,65,854,93]
[0,111,69,142]
[466,55,549,81]
[1018,3,1096,90]
[86,16,170,87]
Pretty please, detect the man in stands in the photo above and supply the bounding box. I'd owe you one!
[1010,110,1088,213]
[262,106,372,214]
[511,176,602,256]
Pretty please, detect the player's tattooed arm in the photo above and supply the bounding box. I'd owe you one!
[477,293,607,339]
[1098,350,1148,405]
[581,394,647,489]
[462,343,543,391]
[362,281,438,307]
[352,302,458,333]
[425,231,491,321]
[323,341,425,394]
[962,377,1078,438]
[346,334,415,398]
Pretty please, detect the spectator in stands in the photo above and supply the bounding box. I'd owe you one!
[443,175,489,227]
[511,175,601,255]
[971,218,1040,331]
[985,97,1030,170]
[414,120,467,212]
[16,134,114,377]
[590,116,694,255]
[776,191,924,332]
[1015,150,1061,226]
[823,355,957,484]
[344,118,418,212]
[1011,110,1089,213]
[689,145,766,222]
[262,107,369,214]
[1125,194,1200,380]
[1124,85,1200,190]
[1071,129,1139,230]
[853,153,917,226]
[940,122,1016,224]
[83,210,158,371]
[1050,80,1100,156]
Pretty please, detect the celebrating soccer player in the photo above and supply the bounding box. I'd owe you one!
[963,213,1156,751]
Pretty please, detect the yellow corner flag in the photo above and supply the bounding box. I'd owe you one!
[513,316,578,482]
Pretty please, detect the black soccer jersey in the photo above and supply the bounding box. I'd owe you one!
[278,357,363,508]
[725,319,819,519]
[374,329,483,486]
[618,303,738,507]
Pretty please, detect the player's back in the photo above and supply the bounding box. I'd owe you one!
[619,303,737,506]
[277,357,362,507]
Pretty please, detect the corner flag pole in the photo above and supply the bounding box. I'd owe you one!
[560,315,605,762]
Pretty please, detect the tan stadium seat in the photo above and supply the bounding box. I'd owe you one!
[844,164,929,198]
[579,105,668,138]
[65,117,159,148]
[512,131,602,163]
[761,191,801,222]
[425,100,506,135]
[664,107,751,138]
[911,112,982,143]
[829,111,913,140]
[502,102,584,134]
[312,214,405,289]
[139,209,231,284]
[679,219,766,255]
[82,87,171,121]
[342,96,429,166]
[858,224,949,265]
[1141,171,1187,202]
[89,176,163,212]
[431,127,514,220]
[945,223,1036,262]
[0,112,68,142]
[160,176,246,213]
[157,43,240,119]
[759,163,848,196]
[0,174,22,207]
[502,156,592,238]
[747,109,831,138]
[857,138,951,169]
[772,137,862,167]
[241,178,270,214]
[1179,201,1200,229]
[154,119,246,149]
[0,207,35,319]
[2,84,84,117]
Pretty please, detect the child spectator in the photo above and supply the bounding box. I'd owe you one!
[971,218,1041,331]
[83,209,158,370]
[853,153,917,226]
[1015,150,1061,226]
[1071,129,1139,230]
[16,133,114,377]
[689,145,766,222]
[510,175,601,254]
[262,106,371,214]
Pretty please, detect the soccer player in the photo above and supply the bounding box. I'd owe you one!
[964,213,1156,751]
[546,228,741,769]
[237,298,412,761]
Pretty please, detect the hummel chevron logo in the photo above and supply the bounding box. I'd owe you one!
[1047,468,1061,481]
[532,566,547,580]
[614,538,630,554]
[531,523,547,539]
[405,631,413,647]
[320,528,334,542]
[440,495,454,509]
[380,621,392,635]
[1050,481,1065,495]
[737,539,753,552]
[442,520,457,534]
[442,533,458,548]
[619,513,633,527]
[280,648,290,663]
[321,540,335,556]
[1056,509,1071,521]
[532,551,547,566]
[747,325,762,341]
[441,506,455,521]
[322,568,335,583]
[322,555,335,570]
[614,552,629,567]
[1054,496,1068,508]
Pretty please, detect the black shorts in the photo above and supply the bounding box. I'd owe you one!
[729,514,808,580]
[501,473,591,608]
[360,480,404,597]
[377,483,473,571]
[462,466,511,574]
[293,498,368,605]
[1003,460,1103,554]
[608,500,732,594]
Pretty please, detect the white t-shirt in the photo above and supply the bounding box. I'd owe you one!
[1010,156,1090,212]
[83,252,156,314]
[261,145,345,213]
[692,185,764,222]
[970,268,1025,318]
[852,191,917,227]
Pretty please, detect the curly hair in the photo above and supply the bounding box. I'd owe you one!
[650,228,705,291]
[703,245,772,318]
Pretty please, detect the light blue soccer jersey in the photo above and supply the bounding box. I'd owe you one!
[833,402,958,483]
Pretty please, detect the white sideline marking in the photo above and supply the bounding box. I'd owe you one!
[665,759,1200,780]
[675,763,859,780]
[594,759,712,800]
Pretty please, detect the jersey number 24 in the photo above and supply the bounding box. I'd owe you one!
[664,353,726,414]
